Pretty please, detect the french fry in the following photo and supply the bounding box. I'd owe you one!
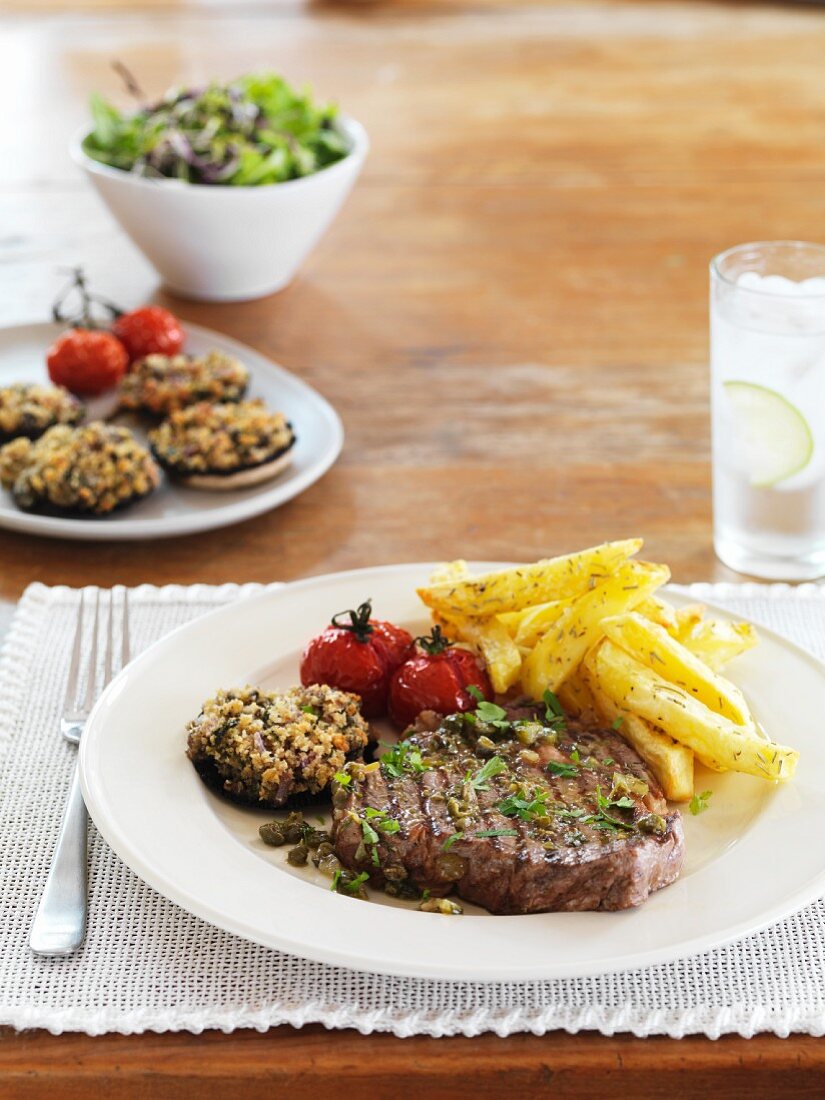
[673,604,706,638]
[591,640,798,781]
[498,599,569,648]
[429,560,471,585]
[520,559,670,699]
[600,611,755,729]
[557,667,600,723]
[417,539,643,618]
[678,618,758,671]
[636,595,679,631]
[435,611,522,694]
[582,650,694,801]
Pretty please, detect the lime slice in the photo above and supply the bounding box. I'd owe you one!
[724,381,814,487]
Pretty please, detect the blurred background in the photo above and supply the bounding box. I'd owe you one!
[2,0,825,575]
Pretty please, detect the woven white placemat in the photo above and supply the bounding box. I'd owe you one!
[2,580,825,1039]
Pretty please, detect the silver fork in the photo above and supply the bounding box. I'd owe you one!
[29,587,130,956]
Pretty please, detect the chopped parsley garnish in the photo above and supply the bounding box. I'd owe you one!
[689,789,713,816]
[363,806,401,834]
[473,828,519,839]
[300,704,319,717]
[331,870,369,894]
[380,739,428,778]
[468,755,508,790]
[591,785,637,832]
[611,795,636,809]
[542,688,566,731]
[546,760,578,778]
[498,787,550,821]
[350,807,400,866]
[603,757,614,766]
[442,831,464,851]
[467,686,511,729]
[333,771,351,787]
[611,716,625,730]
[570,748,581,763]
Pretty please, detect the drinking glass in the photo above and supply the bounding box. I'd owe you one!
[711,241,825,580]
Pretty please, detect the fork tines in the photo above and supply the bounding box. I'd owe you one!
[63,587,131,725]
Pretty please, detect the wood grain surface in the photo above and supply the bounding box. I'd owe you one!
[2,0,825,1094]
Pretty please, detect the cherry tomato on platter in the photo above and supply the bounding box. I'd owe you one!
[388,626,493,730]
[113,306,186,363]
[46,329,128,397]
[300,600,413,718]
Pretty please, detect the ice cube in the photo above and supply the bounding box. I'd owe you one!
[737,271,765,291]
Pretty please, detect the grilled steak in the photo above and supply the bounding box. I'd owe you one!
[331,705,684,913]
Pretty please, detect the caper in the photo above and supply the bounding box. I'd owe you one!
[282,811,305,844]
[384,879,420,900]
[519,749,540,765]
[435,852,467,881]
[419,896,463,915]
[475,735,497,756]
[287,843,308,866]
[447,796,463,819]
[638,813,667,836]
[332,786,350,809]
[303,826,330,850]
[316,852,341,876]
[610,771,649,801]
[259,822,286,846]
[515,721,544,746]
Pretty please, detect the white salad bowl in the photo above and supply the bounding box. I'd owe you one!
[71,117,369,302]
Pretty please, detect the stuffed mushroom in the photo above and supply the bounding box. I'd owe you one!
[186,684,370,808]
[118,350,249,416]
[0,422,159,516]
[0,383,83,445]
[149,400,295,489]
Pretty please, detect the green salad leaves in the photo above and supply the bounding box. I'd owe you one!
[83,72,349,186]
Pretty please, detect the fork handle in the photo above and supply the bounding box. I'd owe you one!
[29,763,88,956]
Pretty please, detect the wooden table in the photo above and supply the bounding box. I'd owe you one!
[2,0,825,1094]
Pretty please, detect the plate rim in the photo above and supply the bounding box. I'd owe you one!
[0,320,344,541]
[78,563,825,980]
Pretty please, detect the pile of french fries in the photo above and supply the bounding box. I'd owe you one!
[418,540,799,802]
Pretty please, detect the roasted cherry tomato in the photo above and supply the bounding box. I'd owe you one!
[46,329,128,397]
[113,306,185,363]
[300,600,413,718]
[388,626,493,729]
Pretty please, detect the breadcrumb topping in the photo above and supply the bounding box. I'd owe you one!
[0,384,83,439]
[119,351,250,415]
[0,422,160,515]
[150,400,295,475]
[187,684,369,806]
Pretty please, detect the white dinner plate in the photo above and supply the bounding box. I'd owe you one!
[79,564,825,981]
[0,322,343,540]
